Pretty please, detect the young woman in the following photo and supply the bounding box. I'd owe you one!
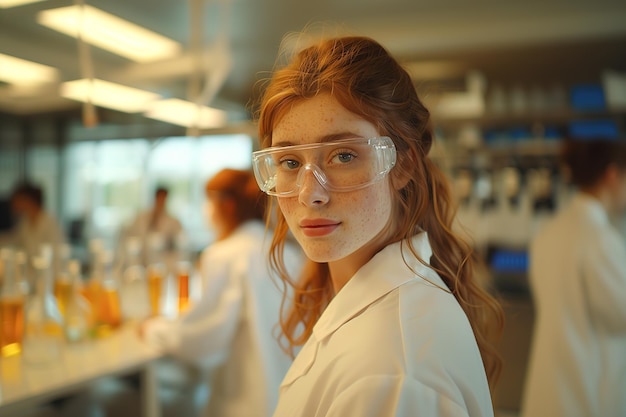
[521,138,626,417]
[252,36,504,416]
[141,168,303,417]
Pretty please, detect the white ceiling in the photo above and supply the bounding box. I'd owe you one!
[1,0,626,123]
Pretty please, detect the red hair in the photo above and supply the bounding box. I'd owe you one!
[205,169,266,235]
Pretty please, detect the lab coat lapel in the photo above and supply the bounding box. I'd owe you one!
[280,336,319,387]
[280,233,435,389]
[313,232,434,342]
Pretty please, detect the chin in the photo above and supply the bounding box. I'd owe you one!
[301,246,343,264]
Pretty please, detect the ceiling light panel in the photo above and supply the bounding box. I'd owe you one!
[61,79,161,113]
[145,99,227,129]
[0,53,58,84]
[0,0,45,8]
[37,5,181,62]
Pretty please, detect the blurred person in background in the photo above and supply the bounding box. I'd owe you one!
[521,137,626,417]
[4,182,65,260]
[125,186,183,253]
[140,168,303,417]
[0,195,16,237]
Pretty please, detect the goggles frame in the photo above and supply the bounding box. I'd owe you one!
[252,136,397,197]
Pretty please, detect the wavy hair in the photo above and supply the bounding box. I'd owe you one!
[255,35,504,389]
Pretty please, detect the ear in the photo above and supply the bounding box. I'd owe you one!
[604,163,620,187]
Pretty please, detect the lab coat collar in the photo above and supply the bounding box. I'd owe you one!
[233,219,266,236]
[280,232,436,388]
[312,232,434,342]
[572,192,610,226]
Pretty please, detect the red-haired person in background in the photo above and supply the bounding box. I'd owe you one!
[141,169,304,417]
[522,138,626,417]
[252,34,504,417]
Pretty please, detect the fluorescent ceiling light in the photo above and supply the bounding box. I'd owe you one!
[37,5,181,62]
[145,99,227,129]
[61,79,161,113]
[0,53,58,84]
[0,0,45,8]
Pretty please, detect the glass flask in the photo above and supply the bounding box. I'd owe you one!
[146,233,165,317]
[22,251,63,365]
[0,248,26,358]
[177,261,191,314]
[53,243,72,317]
[14,250,32,297]
[120,237,150,322]
[175,234,192,314]
[63,259,94,343]
[84,247,122,337]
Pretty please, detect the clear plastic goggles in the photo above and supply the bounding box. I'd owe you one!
[252,137,397,197]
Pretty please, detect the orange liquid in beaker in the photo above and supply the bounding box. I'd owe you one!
[147,272,163,317]
[178,273,190,313]
[54,278,72,316]
[0,297,25,357]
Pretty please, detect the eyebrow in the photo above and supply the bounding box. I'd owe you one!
[272,132,364,148]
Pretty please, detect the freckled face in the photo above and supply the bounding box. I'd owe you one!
[272,93,393,269]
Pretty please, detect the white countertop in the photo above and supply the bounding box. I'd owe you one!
[0,324,163,414]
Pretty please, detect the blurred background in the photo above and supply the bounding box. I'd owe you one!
[1,0,626,416]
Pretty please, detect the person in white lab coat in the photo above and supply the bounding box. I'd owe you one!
[141,169,303,417]
[251,35,504,417]
[124,186,183,258]
[521,138,626,417]
[8,182,66,261]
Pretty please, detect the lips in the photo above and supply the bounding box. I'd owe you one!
[299,218,341,237]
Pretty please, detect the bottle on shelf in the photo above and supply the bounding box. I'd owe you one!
[14,250,32,297]
[120,237,150,322]
[53,243,72,317]
[177,261,191,315]
[98,249,123,334]
[175,234,192,315]
[83,244,123,337]
[82,240,104,312]
[22,248,64,365]
[0,248,26,358]
[146,233,166,317]
[63,260,94,343]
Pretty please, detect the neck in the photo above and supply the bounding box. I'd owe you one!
[328,262,357,294]
[328,244,381,294]
[215,222,240,241]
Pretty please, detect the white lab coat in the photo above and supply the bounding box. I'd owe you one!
[521,193,626,417]
[144,220,303,417]
[11,211,65,259]
[125,209,182,246]
[273,232,493,417]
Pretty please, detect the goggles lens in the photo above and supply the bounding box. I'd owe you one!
[252,137,396,196]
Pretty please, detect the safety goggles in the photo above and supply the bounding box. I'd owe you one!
[252,136,396,197]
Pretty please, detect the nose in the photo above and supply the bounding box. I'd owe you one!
[297,165,330,206]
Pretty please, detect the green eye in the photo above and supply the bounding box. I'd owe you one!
[280,159,300,170]
[337,153,354,163]
[331,151,357,164]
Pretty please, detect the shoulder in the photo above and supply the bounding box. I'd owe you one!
[326,279,483,376]
[345,281,487,402]
[394,277,484,367]
[200,222,268,264]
